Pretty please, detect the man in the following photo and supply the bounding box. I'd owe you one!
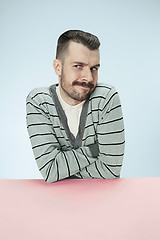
[26,30,125,183]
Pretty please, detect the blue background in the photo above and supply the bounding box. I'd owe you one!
[1,0,160,179]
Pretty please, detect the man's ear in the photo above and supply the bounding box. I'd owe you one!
[53,59,62,76]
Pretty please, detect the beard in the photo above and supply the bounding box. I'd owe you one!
[60,73,95,102]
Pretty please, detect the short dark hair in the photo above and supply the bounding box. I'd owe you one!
[56,30,100,61]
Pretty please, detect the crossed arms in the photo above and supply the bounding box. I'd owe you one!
[26,86,125,183]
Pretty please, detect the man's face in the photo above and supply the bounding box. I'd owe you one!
[58,41,100,105]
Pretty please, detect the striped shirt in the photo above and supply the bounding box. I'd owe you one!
[26,83,125,183]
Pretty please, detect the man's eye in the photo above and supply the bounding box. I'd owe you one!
[91,67,97,71]
[74,65,82,69]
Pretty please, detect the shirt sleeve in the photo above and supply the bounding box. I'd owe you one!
[78,87,125,179]
[26,91,98,183]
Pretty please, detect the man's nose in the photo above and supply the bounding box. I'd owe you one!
[82,67,93,82]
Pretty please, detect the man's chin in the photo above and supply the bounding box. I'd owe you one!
[76,92,91,101]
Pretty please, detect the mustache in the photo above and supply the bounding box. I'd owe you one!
[73,81,94,89]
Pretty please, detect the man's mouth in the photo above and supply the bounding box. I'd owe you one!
[73,81,94,89]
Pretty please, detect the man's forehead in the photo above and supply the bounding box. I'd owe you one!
[66,41,100,64]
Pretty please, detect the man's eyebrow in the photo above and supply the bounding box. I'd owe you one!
[73,62,100,68]
[92,63,100,68]
[73,61,87,66]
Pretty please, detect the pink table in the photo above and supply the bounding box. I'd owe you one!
[0,178,160,240]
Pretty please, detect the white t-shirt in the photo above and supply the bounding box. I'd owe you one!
[56,86,85,137]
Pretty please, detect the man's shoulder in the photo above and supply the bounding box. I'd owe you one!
[26,84,56,102]
[91,82,116,99]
